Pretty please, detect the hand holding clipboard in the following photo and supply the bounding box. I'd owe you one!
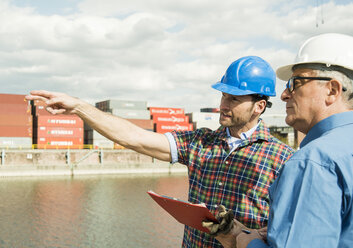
[147,190,219,233]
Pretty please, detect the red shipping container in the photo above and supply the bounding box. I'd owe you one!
[0,103,31,115]
[149,107,184,116]
[126,119,154,130]
[152,114,189,123]
[35,144,84,149]
[35,115,84,128]
[0,125,32,137]
[0,114,32,126]
[154,122,193,134]
[32,100,51,116]
[35,126,83,138]
[0,94,27,104]
[35,137,83,149]
[34,105,51,116]
[33,100,46,106]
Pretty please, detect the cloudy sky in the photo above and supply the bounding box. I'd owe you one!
[1,0,352,115]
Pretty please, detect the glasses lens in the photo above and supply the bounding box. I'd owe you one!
[287,78,294,92]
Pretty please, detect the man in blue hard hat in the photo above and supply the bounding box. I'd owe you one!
[26,55,293,248]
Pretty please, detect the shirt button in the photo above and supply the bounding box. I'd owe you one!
[225,161,229,165]
[219,182,223,186]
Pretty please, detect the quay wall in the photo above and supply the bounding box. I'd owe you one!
[0,149,187,177]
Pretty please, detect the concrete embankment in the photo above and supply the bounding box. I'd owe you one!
[0,149,187,177]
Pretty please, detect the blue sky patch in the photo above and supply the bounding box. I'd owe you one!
[11,0,81,15]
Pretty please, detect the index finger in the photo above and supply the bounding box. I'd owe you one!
[29,90,58,99]
[25,90,60,103]
[25,94,50,103]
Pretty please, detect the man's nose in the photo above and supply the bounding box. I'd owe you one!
[280,88,291,102]
[220,97,230,110]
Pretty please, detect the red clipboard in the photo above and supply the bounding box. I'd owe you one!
[147,190,219,233]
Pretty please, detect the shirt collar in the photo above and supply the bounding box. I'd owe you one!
[216,119,271,145]
[226,122,260,140]
[300,111,353,148]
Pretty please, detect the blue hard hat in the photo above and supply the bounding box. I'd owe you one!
[212,56,276,96]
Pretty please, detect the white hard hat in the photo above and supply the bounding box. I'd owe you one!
[277,33,353,81]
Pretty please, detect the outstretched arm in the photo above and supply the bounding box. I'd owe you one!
[26,90,172,162]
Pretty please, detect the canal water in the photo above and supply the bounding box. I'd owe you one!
[0,174,189,248]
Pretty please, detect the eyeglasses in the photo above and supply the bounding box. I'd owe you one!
[286,76,333,93]
[286,76,348,93]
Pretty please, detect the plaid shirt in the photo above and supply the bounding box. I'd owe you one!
[170,121,294,248]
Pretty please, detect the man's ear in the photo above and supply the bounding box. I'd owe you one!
[254,100,266,115]
[326,79,343,105]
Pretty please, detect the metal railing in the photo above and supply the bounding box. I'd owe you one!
[0,144,126,150]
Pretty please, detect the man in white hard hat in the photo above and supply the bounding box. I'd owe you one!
[230,33,353,247]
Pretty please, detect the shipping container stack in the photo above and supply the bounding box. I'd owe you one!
[88,99,153,149]
[0,94,32,148]
[187,108,220,131]
[32,100,84,149]
[150,107,193,134]
[200,107,220,113]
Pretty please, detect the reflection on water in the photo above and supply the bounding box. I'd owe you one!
[0,173,188,248]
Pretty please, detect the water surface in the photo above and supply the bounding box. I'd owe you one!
[0,174,189,247]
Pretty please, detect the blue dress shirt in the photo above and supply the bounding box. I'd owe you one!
[248,111,353,248]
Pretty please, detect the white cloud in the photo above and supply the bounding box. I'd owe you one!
[1,0,353,114]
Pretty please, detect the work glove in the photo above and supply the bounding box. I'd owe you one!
[202,205,262,248]
[202,205,236,236]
